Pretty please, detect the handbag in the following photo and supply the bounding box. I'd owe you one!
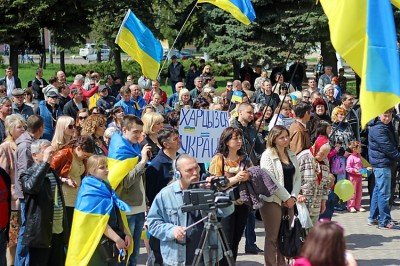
[278,206,306,258]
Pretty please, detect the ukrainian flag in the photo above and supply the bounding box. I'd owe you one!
[320,0,400,127]
[65,176,132,266]
[115,9,163,80]
[198,0,256,25]
[107,132,140,189]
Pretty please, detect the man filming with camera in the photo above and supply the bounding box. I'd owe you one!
[147,154,234,266]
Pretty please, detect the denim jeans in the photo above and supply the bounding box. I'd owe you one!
[15,199,29,266]
[0,229,6,266]
[369,168,392,227]
[319,189,338,220]
[122,212,145,266]
[245,211,256,249]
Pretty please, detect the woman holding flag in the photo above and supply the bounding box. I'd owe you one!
[66,155,132,265]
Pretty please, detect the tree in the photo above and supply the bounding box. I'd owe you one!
[0,0,42,77]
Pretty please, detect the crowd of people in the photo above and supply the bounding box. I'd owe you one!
[0,56,398,266]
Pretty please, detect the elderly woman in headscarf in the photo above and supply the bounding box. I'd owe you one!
[296,135,332,225]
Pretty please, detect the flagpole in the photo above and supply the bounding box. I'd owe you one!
[157,1,198,80]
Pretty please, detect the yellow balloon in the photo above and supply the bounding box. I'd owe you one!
[334,180,355,201]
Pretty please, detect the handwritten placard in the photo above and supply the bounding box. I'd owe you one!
[179,109,229,163]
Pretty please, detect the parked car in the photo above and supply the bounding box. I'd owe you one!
[86,49,110,62]
[79,43,109,59]
[162,49,193,60]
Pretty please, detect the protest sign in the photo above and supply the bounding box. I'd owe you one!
[179,108,229,163]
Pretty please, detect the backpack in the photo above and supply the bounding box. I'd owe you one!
[330,155,346,175]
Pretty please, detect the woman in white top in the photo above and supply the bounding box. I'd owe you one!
[259,125,301,266]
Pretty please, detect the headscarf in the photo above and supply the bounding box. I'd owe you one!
[310,135,329,184]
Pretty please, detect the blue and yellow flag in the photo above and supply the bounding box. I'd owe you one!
[66,176,133,266]
[107,132,140,189]
[198,0,256,25]
[320,0,400,127]
[231,90,244,103]
[115,9,163,80]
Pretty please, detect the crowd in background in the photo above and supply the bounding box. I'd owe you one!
[0,55,399,266]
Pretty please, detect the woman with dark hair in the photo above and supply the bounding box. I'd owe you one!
[107,106,124,130]
[259,125,301,266]
[294,221,357,266]
[192,96,210,110]
[81,114,108,155]
[51,135,96,232]
[309,98,332,142]
[166,110,180,129]
[209,127,251,265]
[75,108,89,136]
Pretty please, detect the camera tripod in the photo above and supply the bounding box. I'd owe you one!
[191,211,235,266]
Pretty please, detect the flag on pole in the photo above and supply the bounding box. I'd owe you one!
[319,0,400,127]
[107,132,140,189]
[115,9,163,80]
[198,0,256,25]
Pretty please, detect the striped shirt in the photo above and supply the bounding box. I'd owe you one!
[48,172,63,234]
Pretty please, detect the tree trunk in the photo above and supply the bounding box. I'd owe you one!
[232,58,240,80]
[320,40,337,75]
[40,28,47,69]
[49,31,53,64]
[60,50,65,73]
[9,45,19,77]
[114,47,123,79]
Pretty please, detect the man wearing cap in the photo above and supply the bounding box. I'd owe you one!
[12,88,34,120]
[96,85,117,114]
[0,67,22,98]
[31,68,49,101]
[37,90,63,140]
[63,89,88,119]
[166,55,185,94]
[69,74,99,103]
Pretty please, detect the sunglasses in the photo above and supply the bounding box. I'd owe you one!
[227,85,233,87]
[67,124,76,129]
[49,96,59,99]
[78,116,88,120]
[0,90,5,93]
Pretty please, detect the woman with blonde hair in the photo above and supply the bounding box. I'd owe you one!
[81,114,108,155]
[140,112,164,159]
[0,114,26,265]
[51,116,76,150]
[259,125,301,266]
[66,155,132,265]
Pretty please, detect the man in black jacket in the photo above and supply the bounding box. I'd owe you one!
[0,67,22,98]
[31,68,49,101]
[21,139,68,265]
[166,55,185,94]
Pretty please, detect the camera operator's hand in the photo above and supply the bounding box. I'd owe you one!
[173,226,186,241]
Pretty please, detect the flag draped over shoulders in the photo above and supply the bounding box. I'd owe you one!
[107,132,140,189]
[65,176,132,266]
[115,9,163,80]
[198,0,256,25]
[320,0,400,127]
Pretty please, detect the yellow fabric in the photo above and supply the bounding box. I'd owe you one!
[116,27,161,80]
[391,0,400,8]
[107,157,139,189]
[198,0,252,25]
[89,92,101,110]
[65,211,110,266]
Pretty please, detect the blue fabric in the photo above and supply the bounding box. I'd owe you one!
[245,211,256,249]
[15,199,29,266]
[369,167,392,227]
[108,133,140,161]
[367,119,400,167]
[123,213,145,266]
[38,101,62,141]
[167,93,179,108]
[75,176,130,214]
[114,99,136,116]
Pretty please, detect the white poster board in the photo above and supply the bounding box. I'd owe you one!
[179,109,229,163]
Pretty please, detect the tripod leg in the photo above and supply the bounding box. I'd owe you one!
[192,226,211,266]
[216,226,235,266]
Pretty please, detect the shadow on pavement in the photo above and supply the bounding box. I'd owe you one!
[357,258,400,266]
[346,234,400,249]
[237,261,264,266]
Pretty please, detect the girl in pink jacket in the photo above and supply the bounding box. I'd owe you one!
[346,141,366,213]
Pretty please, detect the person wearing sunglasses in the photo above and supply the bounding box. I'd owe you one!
[51,116,76,151]
[37,90,63,141]
[0,85,6,97]
[63,89,88,120]
[0,97,13,143]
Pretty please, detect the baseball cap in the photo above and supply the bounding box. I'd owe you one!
[12,88,25,96]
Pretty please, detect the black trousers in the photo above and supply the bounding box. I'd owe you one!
[29,233,65,266]
[219,204,250,266]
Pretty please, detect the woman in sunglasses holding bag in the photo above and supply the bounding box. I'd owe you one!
[208,126,252,266]
[259,125,301,266]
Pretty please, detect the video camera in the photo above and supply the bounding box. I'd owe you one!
[181,175,237,213]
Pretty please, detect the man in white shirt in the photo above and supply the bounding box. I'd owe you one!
[0,67,22,97]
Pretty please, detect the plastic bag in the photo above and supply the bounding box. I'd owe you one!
[296,202,313,229]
